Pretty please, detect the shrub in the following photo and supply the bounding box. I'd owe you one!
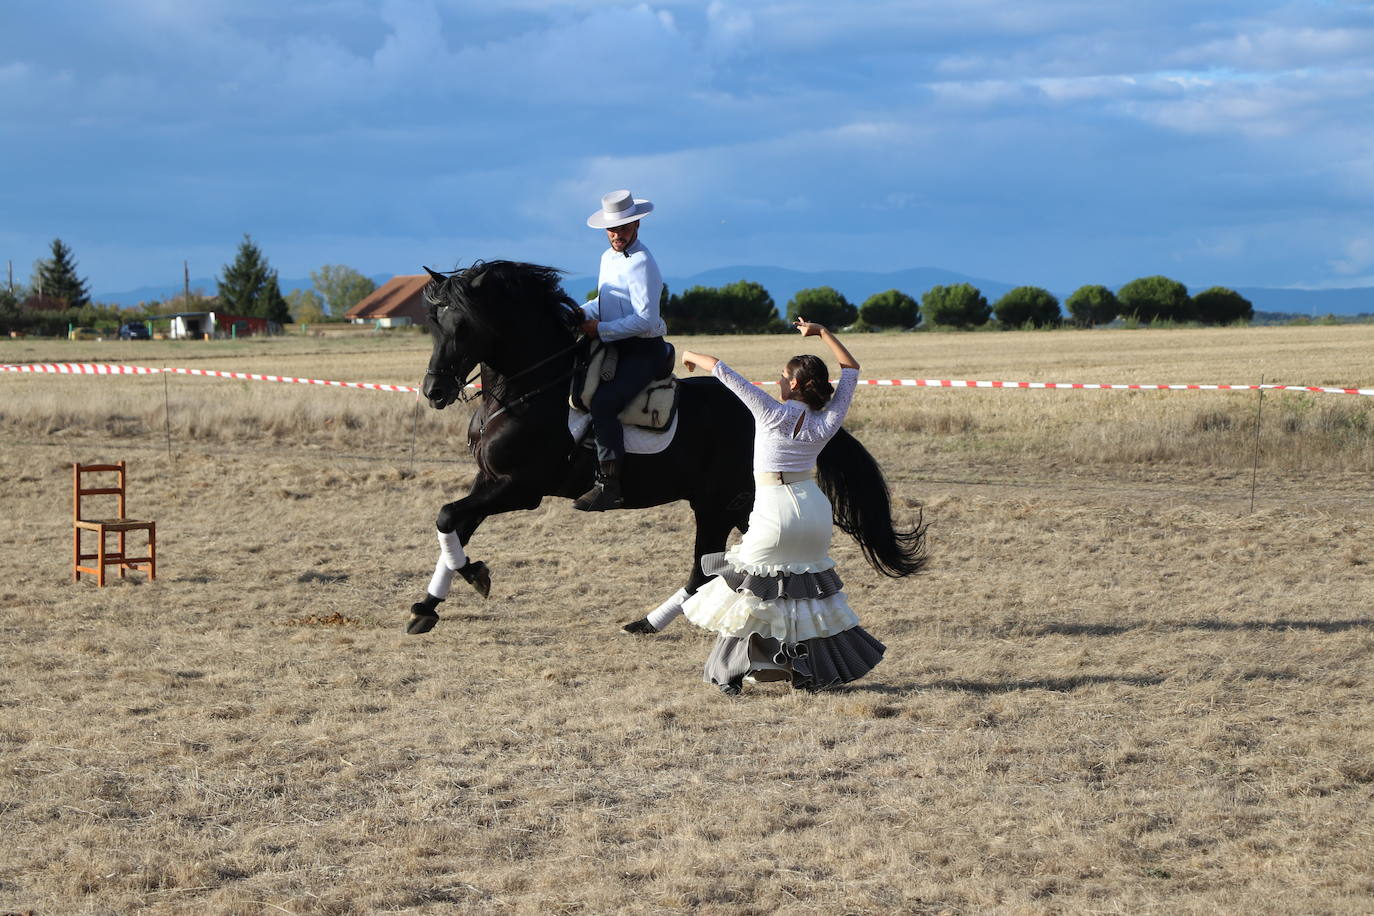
[1191,286,1254,325]
[1118,275,1193,323]
[993,286,1061,329]
[785,286,857,328]
[858,289,919,329]
[920,283,991,329]
[1065,284,1120,327]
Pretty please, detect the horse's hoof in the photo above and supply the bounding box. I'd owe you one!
[461,561,491,599]
[406,610,439,635]
[621,618,658,635]
[719,676,744,697]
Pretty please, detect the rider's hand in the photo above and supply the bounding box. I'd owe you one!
[794,317,825,337]
[579,319,600,338]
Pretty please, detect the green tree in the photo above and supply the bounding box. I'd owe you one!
[218,235,290,323]
[310,265,376,318]
[664,285,724,333]
[1117,275,1193,324]
[0,284,22,334]
[718,280,782,331]
[859,289,919,328]
[920,283,991,329]
[785,286,857,328]
[1191,286,1253,325]
[286,288,327,324]
[1065,284,1119,327]
[31,238,91,310]
[993,286,1061,329]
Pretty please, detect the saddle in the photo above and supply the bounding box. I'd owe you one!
[571,339,679,431]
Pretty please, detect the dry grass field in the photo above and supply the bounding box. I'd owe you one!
[2,326,1372,915]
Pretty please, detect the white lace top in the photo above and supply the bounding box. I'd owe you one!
[714,362,860,472]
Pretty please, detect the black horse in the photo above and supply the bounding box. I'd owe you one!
[408,260,924,634]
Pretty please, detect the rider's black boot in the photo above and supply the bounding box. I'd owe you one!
[573,459,623,512]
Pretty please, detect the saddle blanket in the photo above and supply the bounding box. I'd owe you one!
[568,408,678,456]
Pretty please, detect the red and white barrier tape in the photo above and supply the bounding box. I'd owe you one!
[0,363,421,393]
[2,363,1372,397]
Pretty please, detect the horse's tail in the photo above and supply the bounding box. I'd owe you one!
[817,427,928,577]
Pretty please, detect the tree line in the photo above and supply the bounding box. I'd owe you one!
[2,236,1261,338]
[0,236,377,336]
[651,275,1255,334]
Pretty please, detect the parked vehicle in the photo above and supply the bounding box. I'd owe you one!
[69,327,101,341]
[119,321,151,340]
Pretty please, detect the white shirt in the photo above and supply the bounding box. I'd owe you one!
[714,362,860,472]
[583,239,666,342]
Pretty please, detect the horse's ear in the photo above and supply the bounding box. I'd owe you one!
[469,270,486,289]
[423,266,447,283]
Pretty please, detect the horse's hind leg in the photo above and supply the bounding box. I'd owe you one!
[621,502,746,635]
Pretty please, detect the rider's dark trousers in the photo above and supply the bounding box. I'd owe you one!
[590,336,665,464]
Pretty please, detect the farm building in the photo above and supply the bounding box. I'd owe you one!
[344,275,430,328]
[158,312,280,339]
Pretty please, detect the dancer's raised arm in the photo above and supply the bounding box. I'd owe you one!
[794,318,859,372]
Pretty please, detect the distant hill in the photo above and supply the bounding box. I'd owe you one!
[96,269,1374,317]
[1232,286,1374,317]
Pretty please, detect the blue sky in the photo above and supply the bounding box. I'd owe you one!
[3,0,1373,296]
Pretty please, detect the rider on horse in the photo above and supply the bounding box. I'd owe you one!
[573,189,668,512]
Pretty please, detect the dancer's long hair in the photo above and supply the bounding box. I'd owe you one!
[817,427,928,577]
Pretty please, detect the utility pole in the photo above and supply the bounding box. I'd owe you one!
[183,260,190,305]
[6,260,12,293]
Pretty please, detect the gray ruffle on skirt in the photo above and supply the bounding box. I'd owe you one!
[703,627,886,691]
[699,552,845,601]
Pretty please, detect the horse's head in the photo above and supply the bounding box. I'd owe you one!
[421,266,488,409]
[421,260,578,409]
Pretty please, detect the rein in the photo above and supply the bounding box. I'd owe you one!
[428,334,584,435]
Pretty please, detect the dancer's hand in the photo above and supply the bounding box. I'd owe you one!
[682,350,717,373]
[794,317,825,337]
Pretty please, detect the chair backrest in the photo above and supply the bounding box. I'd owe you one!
[73,462,128,523]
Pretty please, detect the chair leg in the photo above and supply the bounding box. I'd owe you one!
[119,529,127,579]
[148,524,156,582]
[97,528,107,587]
[73,526,81,582]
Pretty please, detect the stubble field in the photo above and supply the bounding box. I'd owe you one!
[1,325,1372,914]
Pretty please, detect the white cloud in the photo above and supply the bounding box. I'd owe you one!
[1331,237,1374,276]
[1173,25,1374,71]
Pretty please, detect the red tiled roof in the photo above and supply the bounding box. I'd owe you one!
[345,275,430,320]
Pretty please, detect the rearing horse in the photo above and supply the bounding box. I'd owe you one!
[408,260,924,634]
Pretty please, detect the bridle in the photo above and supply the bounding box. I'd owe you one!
[425,299,585,428]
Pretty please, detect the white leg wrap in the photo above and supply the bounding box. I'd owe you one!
[427,557,455,600]
[646,587,691,631]
[438,528,467,572]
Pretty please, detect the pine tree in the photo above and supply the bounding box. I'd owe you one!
[32,238,91,310]
[218,234,290,323]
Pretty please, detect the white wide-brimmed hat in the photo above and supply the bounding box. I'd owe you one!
[587,189,654,229]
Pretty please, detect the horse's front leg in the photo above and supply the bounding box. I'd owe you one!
[406,479,543,635]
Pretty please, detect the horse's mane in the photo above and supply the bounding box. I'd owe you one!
[426,260,578,338]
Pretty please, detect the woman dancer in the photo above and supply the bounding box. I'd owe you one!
[680,319,891,694]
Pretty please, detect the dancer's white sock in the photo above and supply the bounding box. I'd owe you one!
[646,587,691,631]
[427,557,454,600]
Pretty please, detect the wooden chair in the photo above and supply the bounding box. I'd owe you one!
[73,462,156,586]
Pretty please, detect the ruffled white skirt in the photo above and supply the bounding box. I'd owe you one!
[682,478,884,689]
